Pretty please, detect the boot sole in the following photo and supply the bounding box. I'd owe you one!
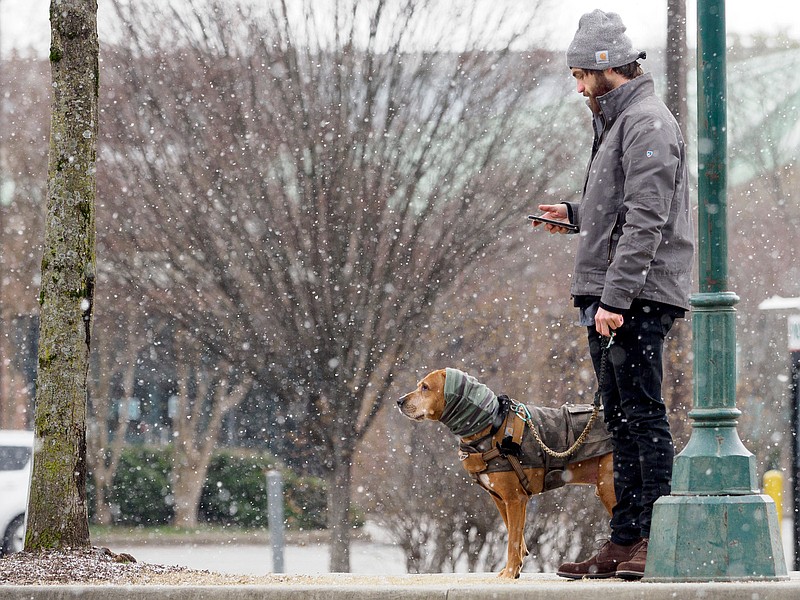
[556,570,619,580]
[615,569,644,580]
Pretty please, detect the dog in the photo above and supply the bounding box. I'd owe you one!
[397,368,616,579]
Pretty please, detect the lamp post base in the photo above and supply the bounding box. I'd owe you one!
[644,494,788,581]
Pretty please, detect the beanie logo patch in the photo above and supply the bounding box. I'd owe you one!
[595,50,610,65]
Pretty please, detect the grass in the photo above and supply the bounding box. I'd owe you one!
[88,523,331,546]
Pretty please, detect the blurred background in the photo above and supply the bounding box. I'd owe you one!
[0,0,798,575]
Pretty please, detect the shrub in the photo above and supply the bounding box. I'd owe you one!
[281,470,328,530]
[199,450,271,527]
[91,446,328,529]
[199,449,328,530]
[109,446,174,526]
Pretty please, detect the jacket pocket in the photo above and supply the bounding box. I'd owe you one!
[606,213,623,265]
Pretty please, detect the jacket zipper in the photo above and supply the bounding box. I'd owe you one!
[607,214,622,265]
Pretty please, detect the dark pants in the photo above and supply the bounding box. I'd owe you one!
[587,303,676,545]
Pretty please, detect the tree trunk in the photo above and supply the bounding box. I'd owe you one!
[664,0,692,445]
[92,472,113,526]
[169,343,251,528]
[171,455,208,528]
[665,319,694,449]
[666,0,688,132]
[88,336,138,526]
[89,410,128,526]
[327,449,353,573]
[171,373,254,526]
[25,0,98,551]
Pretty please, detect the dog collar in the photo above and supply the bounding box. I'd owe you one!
[441,368,501,438]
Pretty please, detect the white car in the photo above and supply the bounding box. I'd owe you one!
[0,430,33,555]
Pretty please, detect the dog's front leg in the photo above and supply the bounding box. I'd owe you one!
[490,473,529,579]
[499,493,528,579]
[490,493,509,530]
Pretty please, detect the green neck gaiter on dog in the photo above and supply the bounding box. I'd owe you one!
[441,368,500,438]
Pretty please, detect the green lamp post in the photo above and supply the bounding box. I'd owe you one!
[644,0,787,580]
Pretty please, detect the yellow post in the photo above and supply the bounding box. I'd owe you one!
[763,469,784,526]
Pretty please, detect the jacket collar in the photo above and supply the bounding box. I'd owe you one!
[596,73,655,126]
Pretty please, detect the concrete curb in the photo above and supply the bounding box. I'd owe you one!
[1,572,799,599]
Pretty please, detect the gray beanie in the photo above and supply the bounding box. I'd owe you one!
[566,10,644,70]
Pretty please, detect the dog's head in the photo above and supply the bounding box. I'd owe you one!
[396,369,447,422]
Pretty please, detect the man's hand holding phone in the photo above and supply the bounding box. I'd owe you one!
[529,204,576,233]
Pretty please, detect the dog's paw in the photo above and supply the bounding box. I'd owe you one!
[497,567,521,579]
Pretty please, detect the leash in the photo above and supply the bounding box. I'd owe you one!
[512,332,614,460]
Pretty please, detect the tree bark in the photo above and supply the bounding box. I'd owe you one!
[666,0,688,132]
[170,338,251,527]
[327,447,353,573]
[171,459,207,528]
[25,0,98,551]
[88,332,139,526]
[663,0,693,443]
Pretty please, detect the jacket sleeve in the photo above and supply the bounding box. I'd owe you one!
[563,201,580,230]
[601,109,682,310]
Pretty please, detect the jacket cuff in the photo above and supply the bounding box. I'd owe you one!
[562,201,575,223]
[599,301,627,314]
[562,202,578,233]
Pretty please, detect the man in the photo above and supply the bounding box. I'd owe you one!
[534,10,694,580]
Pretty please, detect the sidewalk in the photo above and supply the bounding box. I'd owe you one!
[91,516,796,577]
[0,572,799,600]
[0,518,789,598]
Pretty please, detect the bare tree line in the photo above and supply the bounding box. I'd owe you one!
[97,0,574,570]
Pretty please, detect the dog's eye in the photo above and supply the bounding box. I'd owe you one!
[420,383,429,391]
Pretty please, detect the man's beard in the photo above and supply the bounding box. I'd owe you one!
[588,72,615,115]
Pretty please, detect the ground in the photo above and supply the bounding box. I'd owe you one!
[0,527,408,586]
[0,547,515,586]
[0,547,303,585]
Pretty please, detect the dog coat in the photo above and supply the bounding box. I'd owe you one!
[495,403,611,471]
[445,369,613,492]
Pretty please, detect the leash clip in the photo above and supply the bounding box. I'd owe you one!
[605,331,616,349]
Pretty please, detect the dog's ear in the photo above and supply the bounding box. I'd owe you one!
[432,369,447,391]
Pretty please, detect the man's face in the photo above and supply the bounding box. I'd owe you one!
[571,68,614,114]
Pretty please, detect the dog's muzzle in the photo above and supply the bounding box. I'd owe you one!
[396,393,410,410]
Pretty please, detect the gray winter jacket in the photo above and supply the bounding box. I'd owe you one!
[565,73,693,311]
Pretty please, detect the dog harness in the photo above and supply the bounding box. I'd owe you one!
[458,395,534,496]
[458,396,533,497]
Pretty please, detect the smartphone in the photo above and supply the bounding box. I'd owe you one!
[527,214,578,231]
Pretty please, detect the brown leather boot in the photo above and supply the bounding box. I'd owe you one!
[557,539,642,579]
[616,538,648,579]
